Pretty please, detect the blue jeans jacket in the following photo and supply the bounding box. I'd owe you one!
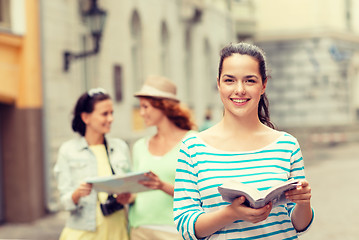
[54,137,131,231]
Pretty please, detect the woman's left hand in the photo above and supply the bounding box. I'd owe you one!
[286,180,313,232]
[139,171,164,190]
[285,180,311,206]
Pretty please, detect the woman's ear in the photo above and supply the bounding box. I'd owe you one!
[261,77,268,95]
[81,112,89,125]
[217,77,220,90]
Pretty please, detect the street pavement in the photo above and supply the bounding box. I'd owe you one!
[299,141,359,240]
[0,141,358,240]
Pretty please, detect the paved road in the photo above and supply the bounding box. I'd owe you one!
[299,141,359,240]
[0,211,66,240]
[0,141,358,240]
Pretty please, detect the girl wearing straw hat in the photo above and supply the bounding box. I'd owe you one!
[128,75,196,240]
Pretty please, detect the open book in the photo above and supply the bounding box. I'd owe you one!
[86,171,152,194]
[218,178,300,209]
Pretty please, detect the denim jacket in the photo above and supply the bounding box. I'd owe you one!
[53,137,131,231]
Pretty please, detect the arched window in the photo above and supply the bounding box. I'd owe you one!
[0,0,10,30]
[345,0,352,31]
[130,10,143,91]
[349,52,359,121]
[204,38,216,106]
[184,27,193,105]
[160,21,170,77]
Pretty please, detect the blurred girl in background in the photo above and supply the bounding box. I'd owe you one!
[54,88,131,240]
[129,76,196,240]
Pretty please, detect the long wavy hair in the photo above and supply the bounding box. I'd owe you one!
[218,42,275,129]
[143,97,196,130]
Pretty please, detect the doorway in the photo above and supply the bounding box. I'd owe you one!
[0,111,4,223]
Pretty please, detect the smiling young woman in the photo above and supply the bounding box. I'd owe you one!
[173,42,314,240]
[54,88,132,240]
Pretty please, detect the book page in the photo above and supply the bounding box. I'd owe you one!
[86,171,152,194]
[218,180,263,204]
[218,179,300,208]
[263,179,300,207]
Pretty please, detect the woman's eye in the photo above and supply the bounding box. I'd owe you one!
[223,78,234,82]
[103,111,113,117]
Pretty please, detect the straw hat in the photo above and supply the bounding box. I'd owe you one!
[134,75,179,102]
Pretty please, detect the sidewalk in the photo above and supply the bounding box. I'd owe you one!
[0,141,358,239]
[299,141,359,240]
[0,211,66,240]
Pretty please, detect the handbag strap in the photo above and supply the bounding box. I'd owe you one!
[103,138,115,175]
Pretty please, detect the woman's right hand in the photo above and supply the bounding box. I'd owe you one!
[139,171,175,196]
[195,196,273,238]
[72,182,93,204]
[228,196,272,224]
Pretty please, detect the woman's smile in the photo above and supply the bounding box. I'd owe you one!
[231,98,250,105]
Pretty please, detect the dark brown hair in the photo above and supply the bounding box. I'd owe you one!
[218,42,275,129]
[144,97,196,130]
[71,91,111,136]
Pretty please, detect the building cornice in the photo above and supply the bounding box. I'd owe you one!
[0,32,22,47]
[254,29,359,43]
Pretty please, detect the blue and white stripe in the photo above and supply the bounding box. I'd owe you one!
[173,132,309,240]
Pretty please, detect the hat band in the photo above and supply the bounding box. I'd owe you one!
[138,85,177,100]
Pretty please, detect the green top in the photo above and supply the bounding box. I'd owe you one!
[129,131,193,228]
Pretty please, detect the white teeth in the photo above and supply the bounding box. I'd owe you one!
[232,99,247,103]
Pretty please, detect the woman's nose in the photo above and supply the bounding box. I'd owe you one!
[108,113,114,122]
[139,107,145,117]
[235,82,246,95]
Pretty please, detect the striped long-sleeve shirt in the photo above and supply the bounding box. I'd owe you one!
[173,132,313,240]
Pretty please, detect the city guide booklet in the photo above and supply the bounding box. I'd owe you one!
[86,171,152,194]
[218,178,300,209]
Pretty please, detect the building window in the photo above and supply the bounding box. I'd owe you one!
[131,10,143,91]
[184,27,193,106]
[345,0,352,31]
[0,0,10,30]
[160,21,170,77]
[204,39,216,105]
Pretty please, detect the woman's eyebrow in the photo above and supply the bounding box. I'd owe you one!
[222,74,236,78]
[244,75,259,79]
[222,74,259,79]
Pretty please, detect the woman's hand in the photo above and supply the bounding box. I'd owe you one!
[285,180,313,231]
[285,180,311,205]
[229,196,272,224]
[115,192,135,205]
[139,171,175,196]
[72,182,92,204]
[195,196,272,238]
[139,171,164,190]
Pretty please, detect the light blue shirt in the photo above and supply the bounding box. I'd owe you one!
[54,136,131,231]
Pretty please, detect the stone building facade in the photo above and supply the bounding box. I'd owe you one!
[260,37,359,127]
[41,0,239,211]
[253,0,359,143]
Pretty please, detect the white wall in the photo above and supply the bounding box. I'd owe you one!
[254,0,359,36]
[10,0,26,35]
